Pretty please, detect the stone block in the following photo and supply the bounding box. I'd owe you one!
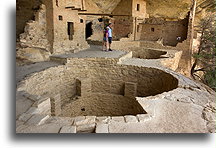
[96,116,111,124]
[25,107,41,114]
[32,97,51,109]
[203,111,216,122]
[110,116,125,123]
[77,123,96,133]
[26,114,50,126]
[95,124,109,133]
[206,121,216,133]
[136,114,152,122]
[45,116,74,126]
[16,97,34,119]
[17,123,62,133]
[18,113,33,122]
[73,116,86,125]
[60,126,76,133]
[74,116,95,126]
[124,82,137,97]
[50,94,62,116]
[124,115,138,123]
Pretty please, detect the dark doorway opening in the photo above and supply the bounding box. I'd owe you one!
[67,22,74,40]
[86,22,93,39]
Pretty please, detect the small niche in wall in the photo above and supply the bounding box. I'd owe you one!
[80,19,84,23]
[98,18,103,22]
[59,15,63,21]
[151,28,155,32]
[137,4,140,11]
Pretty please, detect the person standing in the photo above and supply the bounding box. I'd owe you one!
[102,27,109,51]
[107,23,113,51]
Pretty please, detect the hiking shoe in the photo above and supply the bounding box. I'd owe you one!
[109,49,112,51]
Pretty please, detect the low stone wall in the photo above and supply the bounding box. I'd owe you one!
[111,41,140,50]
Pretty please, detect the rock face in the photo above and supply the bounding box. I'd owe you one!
[91,0,121,13]
[146,0,192,19]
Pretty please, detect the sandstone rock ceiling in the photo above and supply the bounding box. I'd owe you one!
[90,0,215,19]
[91,0,121,13]
[146,0,192,19]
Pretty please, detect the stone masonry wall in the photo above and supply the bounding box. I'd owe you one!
[139,18,188,46]
[19,4,50,49]
[16,0,42,39]
[52,2,89,53]
[62,93,146,117]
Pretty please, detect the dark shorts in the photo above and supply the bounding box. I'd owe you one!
[103,37,108,42]
[108,37,112,44]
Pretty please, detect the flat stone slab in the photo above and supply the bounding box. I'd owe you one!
[16,123,61,133]
[60,126,76,133]
[26,114,50,126]
[109,99,208,133]
[16,96,34,119]
[95,124,109,133]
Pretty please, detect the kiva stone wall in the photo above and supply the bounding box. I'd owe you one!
[17,57,178,117]
[61,93,146,117]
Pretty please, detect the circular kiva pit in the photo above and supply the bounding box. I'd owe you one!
[20,61,178,118]
[130,48,168,59]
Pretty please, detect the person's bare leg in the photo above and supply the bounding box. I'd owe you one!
[106,41,109,51]
[102,41,105,51]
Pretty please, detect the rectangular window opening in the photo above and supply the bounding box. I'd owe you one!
[137,4,140,11]
[59,15,63,21]
[67,22,74,40]
[151,28,155,32]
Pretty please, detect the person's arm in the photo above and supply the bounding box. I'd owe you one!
[105,31,108,38]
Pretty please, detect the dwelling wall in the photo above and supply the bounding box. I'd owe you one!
[113,16,133,40]
[140,24,163,41]
[86,16,104,41]
[65,0,83,9]
[139,18,188,46]
[51,1,89,53]
[132,0,146,18]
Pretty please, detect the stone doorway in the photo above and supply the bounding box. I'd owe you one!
[86,21,93,39]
